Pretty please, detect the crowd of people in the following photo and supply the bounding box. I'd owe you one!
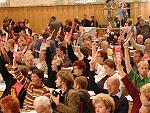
[0,8,150,113]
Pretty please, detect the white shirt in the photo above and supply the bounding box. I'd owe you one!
[94,64,106,83]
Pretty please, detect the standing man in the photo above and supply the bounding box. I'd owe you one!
[49,16,63,40]
[90,16,98,27]
[81,14,91,27]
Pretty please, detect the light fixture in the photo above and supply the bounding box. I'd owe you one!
[76,0,97,4]
[0,0,5,3]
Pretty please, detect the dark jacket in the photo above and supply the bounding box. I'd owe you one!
[44,47,57,88]
[89,71,108,94]
[81,19,91,27]
[112,93,129,113]
[67,44,90,77]
[78,89,94,113]
[49,20,63,40]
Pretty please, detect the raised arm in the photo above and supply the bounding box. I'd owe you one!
[89,60,108,94]
[129,35,145,52]
[116,60,140,101]
[0,43,11,63]
[11,58,31,89]
[92,41,97,58]
[123,41,132,74]
[0,55,15,83]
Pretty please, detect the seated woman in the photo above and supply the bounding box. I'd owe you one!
[92,93,115,113]
[89,59,123,94]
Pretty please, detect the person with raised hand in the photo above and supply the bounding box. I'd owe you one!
[34,31,56,58]
[123,34,150,88]
[116,58,150,113]
[129,29,150,57]
[10,57,50,111]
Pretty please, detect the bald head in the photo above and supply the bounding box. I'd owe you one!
[107,76,120,86]
[106,77,120,95]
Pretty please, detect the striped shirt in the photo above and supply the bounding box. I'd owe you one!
[13,68,50,111]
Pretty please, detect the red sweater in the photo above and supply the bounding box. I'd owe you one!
[121,75,141,113]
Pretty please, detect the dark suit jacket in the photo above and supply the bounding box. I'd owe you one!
[112,94,129,113]
[81,19,91,27]
[49,20,63,40]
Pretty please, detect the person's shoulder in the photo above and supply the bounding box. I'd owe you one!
[78,89,90,97]
[68,89,77,93]
[68,89,79,96]
[42,85,50,91]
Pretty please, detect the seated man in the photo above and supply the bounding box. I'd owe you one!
[34,50,48,75]
[106,77,129,113]
[54,45,72,68]
[33,96,52,113]
[116,59,150,113]
[74,76,94,113]
[124,41,150,88]
[51,69,80,113]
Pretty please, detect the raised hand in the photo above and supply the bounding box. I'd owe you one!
[65,29,73,44]
[92,41,96,48]
[58,27,62,35]
[127,30,133,39]
[89,59,96,71]
[46,29,55,42]
[116,58,122,70]
[0,42,5,54]
[12,57,18,68]
[123,41,129,49]
[92,41,97,58]
[74,46,80,53]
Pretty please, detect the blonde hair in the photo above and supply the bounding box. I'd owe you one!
[92,93,115,113]
[140,83,150,101]
[137,61,149,68]
[144,39,150,45]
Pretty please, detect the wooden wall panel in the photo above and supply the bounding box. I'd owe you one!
[130,2,150,24]
[0,3,149,33]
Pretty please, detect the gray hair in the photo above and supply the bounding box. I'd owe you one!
[33,96,51,110]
